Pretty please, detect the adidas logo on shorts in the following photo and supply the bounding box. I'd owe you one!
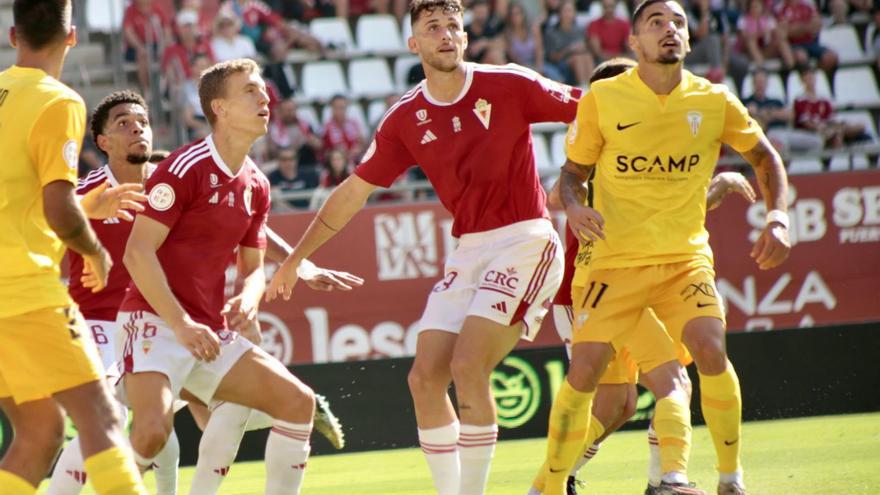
[491,301,508,313]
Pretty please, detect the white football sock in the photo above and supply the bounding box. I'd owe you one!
[46,436,87,495]
[188,402,251,495]
[648,425,661,487]
[265,419,312,495]
[418,422,460,495]
[458,423,498,495]
[571,442,600,477]
[153,428,180,495]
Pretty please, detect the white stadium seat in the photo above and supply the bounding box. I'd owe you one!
[394,55,422,92]
[720,76,739,98]
[296,104,321,131]
[356,14,404,53]
[301,61,348,101]
[820,25,865,64]
[788,157,823,175]
[401,14,413,42]
[310,17,356,51]
[786,71,832,102]
[348,58,395,98]
[833,67,880,107]
[836,110,879,142]
[87,0,125,33]
[829,153,870,171]
[741,72,786,102]
[367,99,389,127]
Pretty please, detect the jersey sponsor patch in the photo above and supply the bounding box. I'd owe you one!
[148,183,175,211]
[63,139,79,169]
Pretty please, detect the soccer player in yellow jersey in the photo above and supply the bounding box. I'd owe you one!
[0,1,147,494]
[537,1,791,495]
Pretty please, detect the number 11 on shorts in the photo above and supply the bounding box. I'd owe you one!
[582,281,609,309]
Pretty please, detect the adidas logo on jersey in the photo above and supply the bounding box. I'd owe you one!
[420,130,437,144]
[492,301,508,313]
[102,217,121,224]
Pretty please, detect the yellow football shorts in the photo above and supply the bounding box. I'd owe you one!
[0,305,103,403]
[572,259,721,371]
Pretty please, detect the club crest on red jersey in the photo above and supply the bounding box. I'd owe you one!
[473,98,492,130]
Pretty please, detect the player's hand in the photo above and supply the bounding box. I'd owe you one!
[565,202,605,242]
[299,262,364,292]
[267,257,301,302]
[80,181,147,222]
[751,223,790,270]
[222,294,258,332]
[238,318,263,346]
[172,317,221,362]
[82,248,112,293]
[707,172,756,211]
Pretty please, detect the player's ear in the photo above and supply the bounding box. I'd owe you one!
[211,98,225,122]
[627,33,638,55]
[96,133,109,154]
[66,25,78,48]
[407,35,418,55]
[461,30,468,51]
[9,26,16,48]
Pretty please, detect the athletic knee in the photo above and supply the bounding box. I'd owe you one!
[15,410,65,462]
[566,357,602,392]
[131,415,172,459]
[687,336,727,374]
[449,355,487,391]
[407,364,449,397]
[269,380,315,422]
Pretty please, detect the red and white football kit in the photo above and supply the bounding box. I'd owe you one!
[356,63,581,339]
[117,135,272,404]
[68,165,154,376]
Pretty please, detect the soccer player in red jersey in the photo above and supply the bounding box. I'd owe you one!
[267,1,581,492]
[116,59,331,495]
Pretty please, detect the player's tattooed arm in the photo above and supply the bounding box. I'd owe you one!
[740,135,791,270]
[706,172,756,211]
[559,159,604,242]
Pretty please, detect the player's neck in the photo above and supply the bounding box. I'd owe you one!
[210,129,253,174]
[15,47,67,80]
[636,63,683,96]
[423,63,468,103]
[108,159,148,185]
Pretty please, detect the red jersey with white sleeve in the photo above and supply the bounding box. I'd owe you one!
[119,135,271,331]
[68,165,152,321]
[356,63,582,237]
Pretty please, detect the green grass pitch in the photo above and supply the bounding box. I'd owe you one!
[50,412,880,494]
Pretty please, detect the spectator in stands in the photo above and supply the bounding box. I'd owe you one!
[686,0,748,88]
[743,68,824,154]
[322,94,366,163]
[794,65,869,148]
[737,0,796,70]
[541,0,563,32]
[123,0,174,97]
[543,0,594,85]
[587,0,630,62]
[180,54,213,140]
[829,0,872,25]
[465,0,507,65]
[219,0,322,56]
[269,147,319,210]
[210,12,258,62]
[269,99,322,166]
[177,0,216,38]
[262,42,298,99]
[775,0,839,75]
[162,10,215,86]
[504,2,545,74]
[319,148,353,188]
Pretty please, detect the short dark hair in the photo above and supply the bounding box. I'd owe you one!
[631,0,671,32]
[13,0,71,50]
[90,90,149,153]
[409,0,463,25]
[590,57,637,83]
[198,58,260,125]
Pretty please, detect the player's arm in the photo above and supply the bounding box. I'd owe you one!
[706,172,756,211]
[267,173,377,301]
[124,215,220,361]
[224,245,265,332]
[265,227,364,291]
[43,181,112,292]
[559,159,604,241]
[740,135,790,269]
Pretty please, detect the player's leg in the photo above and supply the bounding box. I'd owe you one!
[656,262,743,494]
[0,396,66,492]
[408,330,460,495]
[188,401,251,495]
[449,316,521,494]
[0,307,144,495]
[211,344,315,495]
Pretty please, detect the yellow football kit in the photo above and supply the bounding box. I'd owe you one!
[566,68,763,349]
[0,65,102,403]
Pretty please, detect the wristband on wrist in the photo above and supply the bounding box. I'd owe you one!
[766,209,789,229]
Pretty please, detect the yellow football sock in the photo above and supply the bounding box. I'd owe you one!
[700,362,742,474]
[541,380,595,495]
[0,469,36,495]
[653,396,692,474]
[531,414,605,492]
[83,446,147,495]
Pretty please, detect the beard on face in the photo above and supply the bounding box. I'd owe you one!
[126,151,150,165]
[422,50,461,73]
